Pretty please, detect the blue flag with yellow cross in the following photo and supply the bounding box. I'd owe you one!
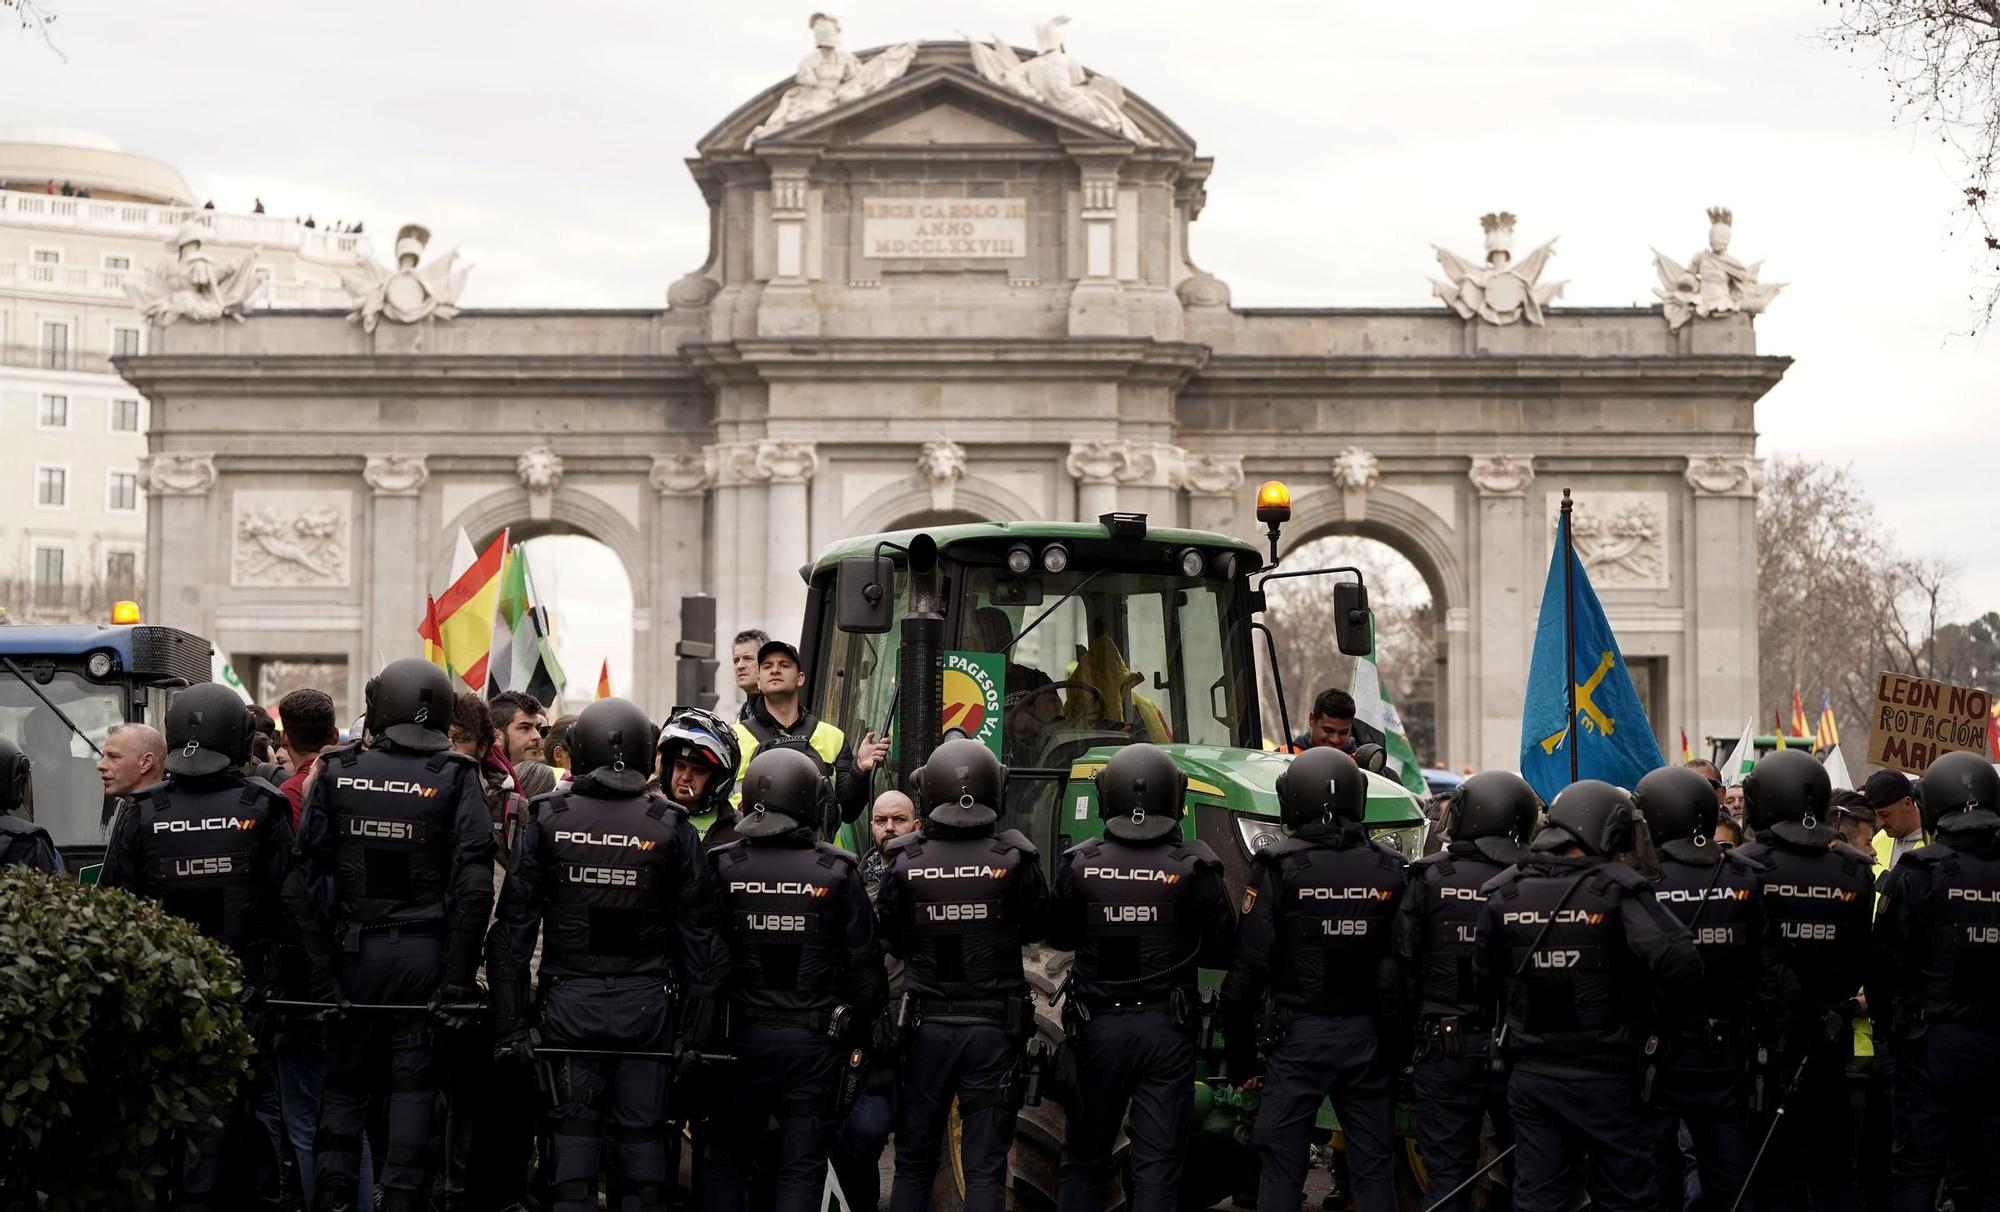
[1519,508,1665,801]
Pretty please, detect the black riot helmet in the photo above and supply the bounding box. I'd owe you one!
[1531,780,1637,858]
[164,683,254,778]
[568,698,659,796]
[1634,766,1721,863]
[1920,750,2000,836]
[736,746,828,839]
[365,658,453,751]
[913,738,1005,829]
[1276,746,1368,834]
[1095,743,1186,843]
[1742,748,1832,846]
[0,735,30,813]
[1454,770,1541,865]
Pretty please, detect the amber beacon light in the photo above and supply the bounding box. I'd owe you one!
[1255,480,1292,562]
[111,600,142,625]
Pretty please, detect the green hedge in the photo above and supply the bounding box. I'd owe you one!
[0,867,253,1209]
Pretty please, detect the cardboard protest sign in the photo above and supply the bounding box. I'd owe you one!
[1868,672,1993,775]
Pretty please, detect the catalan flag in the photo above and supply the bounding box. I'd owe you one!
[595,658,612,700]
[436,530,507,691]
[1816,691,1840,753]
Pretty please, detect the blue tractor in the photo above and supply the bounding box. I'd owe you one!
[0,608,213,870]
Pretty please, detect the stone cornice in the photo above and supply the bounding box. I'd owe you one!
[1188,355,1793,400]
[115,354,704,399]
[679,338,1209,388]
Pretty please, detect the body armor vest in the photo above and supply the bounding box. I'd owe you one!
[1737,838,1871,1012]
[1408,846,1512,1021]
[126,777,284,963]
[325,745,470,928]
[1898,842,2000,1024]
[1063,835,1220,1003]
[1487,863,1644,1069]
[895,828,1035,1001]
[712,838,857,1015]
[538,790,687,980]
[1263,836,1403,1016]
[1654,853,1762,1025]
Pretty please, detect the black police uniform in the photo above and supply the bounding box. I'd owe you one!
[1048,830,1234,1212]
[875,823,1048,1212]
[705,829,886,1210]
[488,783,718,1212]
[1221,821,1406,1212]
[101,767,295,1209]
[1392,838,1517,1212]
[1478,814,1702,1212]
[290,739,494,1211]
[1873,753,2000,1211]
[0,813,61,871]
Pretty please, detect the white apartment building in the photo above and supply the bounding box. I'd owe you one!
[0,126,371,621]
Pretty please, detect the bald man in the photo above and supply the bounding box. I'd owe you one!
[98,723,166,799]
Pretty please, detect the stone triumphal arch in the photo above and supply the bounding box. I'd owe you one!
[120,32,1786,771]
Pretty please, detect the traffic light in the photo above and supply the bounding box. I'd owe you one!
[675,594,719,710]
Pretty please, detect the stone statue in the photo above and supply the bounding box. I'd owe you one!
[342,224,469,332]
[964,17,1151,143]
[747,13,917,146]
[1652,208,1783,331]
[1431,212,1565,326]
[125,222,262,325]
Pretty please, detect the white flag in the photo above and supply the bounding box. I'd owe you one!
[1822,743,1854,792]
[211,646,254,704]
[1351,651,1429,795]
[1721,719,1755,785]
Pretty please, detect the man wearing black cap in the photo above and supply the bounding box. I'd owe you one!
[1863,767,1928,873]
[730,638,887,830]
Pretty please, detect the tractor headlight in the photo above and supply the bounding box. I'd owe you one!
[1369,822,1428,857]
[87,651,115,679]
[1040,543,1070,574]
[1005,543,1034,575]
[1178,547,1206,579]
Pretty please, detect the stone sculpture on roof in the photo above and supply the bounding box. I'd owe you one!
[964,17,1151,143]
[126,221,262,325]
[746,13,918,146]
[341,224,469,332]
[1652,207,1784,331]
[1431,212,1565,327]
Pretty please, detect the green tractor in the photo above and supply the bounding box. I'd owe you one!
[798,494,1433,1209]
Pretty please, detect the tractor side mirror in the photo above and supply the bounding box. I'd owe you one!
[1352,742,1388,775]
[1334,581,1372,657]
[836,556,896,634]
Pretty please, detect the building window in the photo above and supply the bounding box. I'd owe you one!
[110,398,141,432]
[39,321,69,371]
[31,249,60,264]
[34,548,65,596]
[111,327,140,358]
[103,255,131,271]
[38,394,68,428]
[107,471,138,512]
[106,551,137,595]
[35,467,67,508]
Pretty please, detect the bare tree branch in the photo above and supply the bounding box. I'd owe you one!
[2,0,64,61]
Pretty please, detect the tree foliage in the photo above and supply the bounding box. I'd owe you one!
[0,868,252,1209]
[1824,1,2000,328]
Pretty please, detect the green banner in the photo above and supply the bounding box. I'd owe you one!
[940,650,1006,757]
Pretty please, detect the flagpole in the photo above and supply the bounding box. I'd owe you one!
[1561,489,1578,786]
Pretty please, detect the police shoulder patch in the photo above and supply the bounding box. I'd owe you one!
[1240,884,1259,915]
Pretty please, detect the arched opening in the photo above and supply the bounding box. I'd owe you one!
[512,533,634,714]
[881,506,988,530]
[1255,534,1440,771]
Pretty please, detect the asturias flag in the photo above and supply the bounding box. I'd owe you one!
[1519,504,1665,801]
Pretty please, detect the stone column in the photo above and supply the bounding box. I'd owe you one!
[1684,455,1763,744]
[758,161,820,337]
[143,452,218,636]
[1467,455,1537,771]
[1181,453,1246,536]
[1066,439,1126,524]
[710,442,770,657]
[649,452,714,718]
[361,454,429,674]
[757,440,819,643]
[1068,161,1126,336]
[1114,442,1185,522]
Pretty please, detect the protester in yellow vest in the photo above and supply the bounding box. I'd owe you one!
[728,640,887,827]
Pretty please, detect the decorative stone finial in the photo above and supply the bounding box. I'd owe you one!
[342,223,470,332]
[125,223,262,325]
[1430,213,1565,326]
[1652,207,1783,331]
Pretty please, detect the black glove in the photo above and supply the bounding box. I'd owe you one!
[431,981,483,1032]
[493,1023,538,1065]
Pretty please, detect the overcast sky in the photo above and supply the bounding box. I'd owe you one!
[11,0,1996,696]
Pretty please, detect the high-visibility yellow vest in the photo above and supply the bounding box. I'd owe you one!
[1855,829,1927,1058]
[729,715,845,808]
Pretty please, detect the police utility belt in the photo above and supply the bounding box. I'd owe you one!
[740,1004,857,1040]
[1419,1014,1493,1059]
[1067,985,1196,1032]
[911,993,1032,1036]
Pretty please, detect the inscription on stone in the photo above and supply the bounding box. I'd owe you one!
[863,198,1026,258]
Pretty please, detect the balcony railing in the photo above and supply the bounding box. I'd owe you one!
[0,257,356,309]
[0,188,375,265]
[0,342,114,375]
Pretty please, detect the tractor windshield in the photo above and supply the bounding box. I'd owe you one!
[0,670,121,850]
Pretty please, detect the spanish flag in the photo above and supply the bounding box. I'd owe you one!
[594,658,612,700]
[418,593,450,674]
[436,530,507,691]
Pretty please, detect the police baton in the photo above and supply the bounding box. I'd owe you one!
[1422,1144,1514,1212]
[268,999,487,1015]
[534,1046,736,1065]
[1727,1048,1814,1212]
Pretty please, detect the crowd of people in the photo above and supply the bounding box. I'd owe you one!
[0,637,1995,1212]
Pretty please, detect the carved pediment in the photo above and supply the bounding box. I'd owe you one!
[854,101,1040,147]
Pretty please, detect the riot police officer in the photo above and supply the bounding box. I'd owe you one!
[1733,748,1872,1212]
[0,735,61,872]
[101,681,295,1210]
[1478,780,1702,1212]
[1391,769,1538,1212]
[705,747,888,1212]
[288,659,496,1212]
[875,738,1050,1212]
[1221,746,1406,1212]
[1047,744,1235,1212]
[1873,751,2000,1208]
[487,697,721,1212]
[1632,764,1772,1211]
